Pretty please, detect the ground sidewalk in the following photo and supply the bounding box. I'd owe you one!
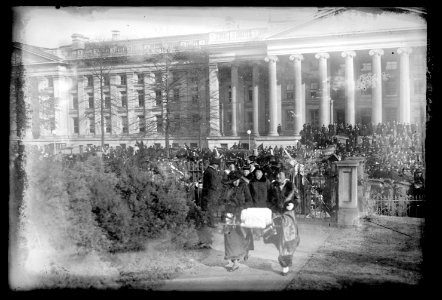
[158,217,336,291]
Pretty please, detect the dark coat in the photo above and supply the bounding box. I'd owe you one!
[245,170,255,182]
[268,179,297,214]
[223,180,255,261]
[223,181,253,217]
[293,173,311,215]
[249,175,271,208]
[201,165,221,211]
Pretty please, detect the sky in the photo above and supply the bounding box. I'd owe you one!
[13,6,318,48]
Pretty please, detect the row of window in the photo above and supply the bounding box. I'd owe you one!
[72,87,200,110]
[83,73,143,87]
[81,72,198,88]
[72,114,201,134]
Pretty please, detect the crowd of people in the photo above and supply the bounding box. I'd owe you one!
[297,121,425,181]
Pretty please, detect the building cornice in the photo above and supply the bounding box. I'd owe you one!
[266,26,427,42]
[266,28,426,56]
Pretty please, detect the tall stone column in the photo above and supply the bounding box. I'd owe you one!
[315,52,330,126]
[127,72,137,134]
[289,53,304,135]
[77,76,88,135]
[220,103,224,136]
[341,51,356,125]
[145,72,156,133]
[237,65,245,134]
[53,75,70,137]
[301,83,306,127]
[252,63,260,136]
[398,47,412,124]
[369,49,384,125]
[231,64,238,136]
[264,55,279,136]
[110,74,119,135]
[93,76,102,136]
[199,68,208,138]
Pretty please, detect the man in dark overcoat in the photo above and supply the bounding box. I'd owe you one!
[201,157,222,228]
[195,157,222,249]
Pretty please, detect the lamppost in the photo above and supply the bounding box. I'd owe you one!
[247,129,251,151]
[330,98,334,125]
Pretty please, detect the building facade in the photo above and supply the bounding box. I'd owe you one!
[11,8,427,151]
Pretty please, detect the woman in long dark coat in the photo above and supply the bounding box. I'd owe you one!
[249,168,271,208]
[266,171,301,276]
[249,168,272,239]
[222,170,254,271]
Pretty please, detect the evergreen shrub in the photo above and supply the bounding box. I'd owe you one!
[24,152,111,255]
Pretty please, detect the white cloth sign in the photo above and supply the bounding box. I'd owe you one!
[240,208,273,229]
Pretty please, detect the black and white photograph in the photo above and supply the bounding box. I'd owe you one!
[9,6,430,292]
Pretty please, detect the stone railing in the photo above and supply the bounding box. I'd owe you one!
[61,28,267,59]
[208,28,266,44]
[64,38,209,60]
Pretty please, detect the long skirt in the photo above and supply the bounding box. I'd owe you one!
[224,225,254,260]
[264,211,300,268]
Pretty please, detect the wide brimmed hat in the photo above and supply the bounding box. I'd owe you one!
[209,157,221,165]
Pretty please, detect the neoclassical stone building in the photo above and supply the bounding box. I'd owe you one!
[11,8,427,151]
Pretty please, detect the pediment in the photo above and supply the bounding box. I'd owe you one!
[12,43,65,66]
[21,51,59,64]
[267,9,426,40]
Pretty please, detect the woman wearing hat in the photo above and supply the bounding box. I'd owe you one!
[267,170,300,276]
[221,159,236,182]
[222,170,254,272]
[249,167,272,240]
[249,168,271,208]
